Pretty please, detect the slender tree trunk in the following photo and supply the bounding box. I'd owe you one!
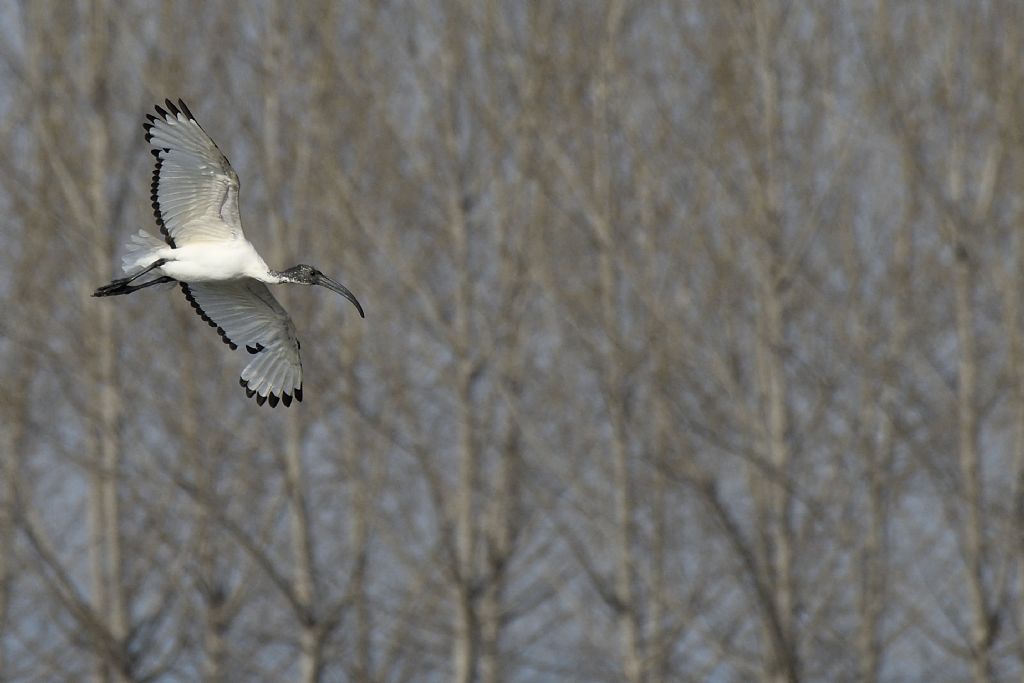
[479,456,509,683]
[91,104,129,683]
[751,5,796,680]
[642,162,669,683]
[996,250,1024,679]
[438,17,480,683]
[82,2,127,679]
[943,123,993,682]
[753,253,796,683]
[0,407,23,679]
[479,331,520,683]
[953,235,992,683]
[346,419,373,683]
[450,191,477,683]
[177,331,228,683]
[284,414,320,683]
[856,402,887,683]
[592,3,641,678]
[335,129,373,683]
[855,162,911,683]
[263,9,320,680]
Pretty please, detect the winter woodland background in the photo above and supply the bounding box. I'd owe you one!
[1,1,1023,681]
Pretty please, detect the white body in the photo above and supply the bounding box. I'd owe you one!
[140,238,274,283]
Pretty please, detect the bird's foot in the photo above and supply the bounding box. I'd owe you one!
[93,278,130,297]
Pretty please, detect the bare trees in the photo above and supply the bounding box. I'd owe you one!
[6,0,1024,681]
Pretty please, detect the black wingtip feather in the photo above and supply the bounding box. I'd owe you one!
[256,393,267,407]
[296,387,303,403]
[165,99,180,116]
[178,99,195,120]
[268,393,280,408]
[282,392,293,407]
[241,378,256,398]
[155,104,169,118]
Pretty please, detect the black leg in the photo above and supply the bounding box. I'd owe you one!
[93,259,168,297]
[92,276,176,297]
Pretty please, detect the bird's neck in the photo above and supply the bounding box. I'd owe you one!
[263,269,291,284]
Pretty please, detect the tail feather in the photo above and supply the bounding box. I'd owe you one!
[122,230,167,274]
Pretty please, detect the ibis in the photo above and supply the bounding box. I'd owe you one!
[93,99,365,407]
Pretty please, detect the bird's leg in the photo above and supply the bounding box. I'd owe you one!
[93,275,175,297]
[93,259,167,296]
[109,258,168,286]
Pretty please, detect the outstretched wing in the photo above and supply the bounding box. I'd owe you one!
[184,279,303,407]
[144,99,244,246]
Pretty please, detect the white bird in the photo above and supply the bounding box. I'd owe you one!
[94,99,364,407]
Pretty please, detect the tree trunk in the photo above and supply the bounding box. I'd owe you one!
[84,1,128,678]
[953,237,992,683]
[263,9,321,680]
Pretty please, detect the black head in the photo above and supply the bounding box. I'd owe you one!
[280,264,365,318]
[280,264,319,285]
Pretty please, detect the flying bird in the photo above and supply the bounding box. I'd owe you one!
[93,99,365,407]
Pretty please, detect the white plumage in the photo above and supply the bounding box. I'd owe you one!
[94,99,364,408]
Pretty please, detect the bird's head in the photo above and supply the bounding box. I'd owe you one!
[279,264,365,318]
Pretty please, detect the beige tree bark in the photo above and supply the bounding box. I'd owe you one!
[2,5,143,678]
[176,329,234,683]
[69,1,130,678]
[0,425,11,680]
[997,239,1024,672]
[863,3,1020,678]
[592,2,643,679]
[948,29,1010,681]
[746,4,797,679]
[477,126,532,683]
[0,325,40,679]
[261,7,322,681]
[949,198,992,683]
[854,204,912,683]
[434,9,483,682]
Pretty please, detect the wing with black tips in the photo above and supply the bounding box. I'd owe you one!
[144,98,244,246]
[185,279,303,407]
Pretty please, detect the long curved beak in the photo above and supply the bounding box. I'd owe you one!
[315,274,365,318]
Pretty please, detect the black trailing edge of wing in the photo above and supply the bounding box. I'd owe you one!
[180,283,237,350]
[150,150,175,248]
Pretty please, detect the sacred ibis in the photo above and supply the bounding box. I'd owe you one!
[93,99,365,407]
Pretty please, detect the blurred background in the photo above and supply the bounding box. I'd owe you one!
[1,1,1021,681]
